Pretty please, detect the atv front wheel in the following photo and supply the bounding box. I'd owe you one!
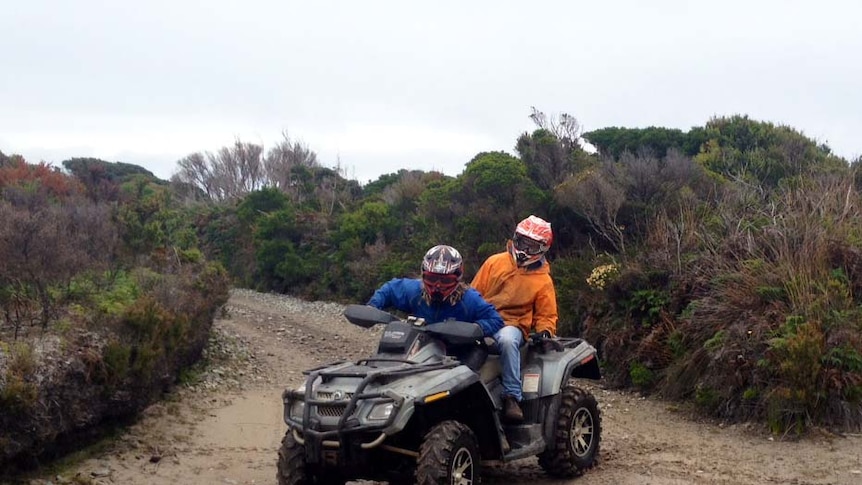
[416,420,481,485]
[538,384,601,477]
[276,431,345,485]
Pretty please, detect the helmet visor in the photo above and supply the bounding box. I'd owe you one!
[513,233,546,255]
[422,271,460,299]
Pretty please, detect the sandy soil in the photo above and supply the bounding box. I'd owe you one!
[21,290,862,485]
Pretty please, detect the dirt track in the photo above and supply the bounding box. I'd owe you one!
[23,290,862,485]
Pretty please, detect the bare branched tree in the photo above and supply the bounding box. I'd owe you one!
[264,132,319,201]
[211,141,265,200]
[519,107,589,190]
[318,156,341,216]
[174,152,214,199]
[173,140,266,202]
[381,171,438,212]
[529,106,583,150]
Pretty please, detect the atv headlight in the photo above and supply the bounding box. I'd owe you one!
[367,402,394,421]
[288,399,305,419]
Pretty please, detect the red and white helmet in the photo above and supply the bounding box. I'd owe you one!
[421,245,463,301]
[511,215,553,266]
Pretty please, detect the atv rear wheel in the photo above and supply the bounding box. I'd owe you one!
[276,431,345,485]
[538,384,601,477]
[416,420,481,485]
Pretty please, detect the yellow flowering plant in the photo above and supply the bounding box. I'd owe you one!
[586,263,620,290]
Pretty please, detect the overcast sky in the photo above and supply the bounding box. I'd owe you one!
[2,0,860,183]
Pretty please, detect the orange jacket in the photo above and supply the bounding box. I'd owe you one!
[470,241,558,338]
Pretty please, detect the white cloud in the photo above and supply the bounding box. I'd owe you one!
[1,116,502,182]
[2,0,860,179]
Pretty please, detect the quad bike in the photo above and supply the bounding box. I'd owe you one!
[278,304,602,484]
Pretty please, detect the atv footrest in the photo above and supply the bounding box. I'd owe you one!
[501,422,546,461]
[503,423,544,450]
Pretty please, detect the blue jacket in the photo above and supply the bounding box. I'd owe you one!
[367,278,504,337]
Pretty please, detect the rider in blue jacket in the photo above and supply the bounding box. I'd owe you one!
[368,245,503,369]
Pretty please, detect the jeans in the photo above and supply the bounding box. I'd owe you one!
[492,325,524,401]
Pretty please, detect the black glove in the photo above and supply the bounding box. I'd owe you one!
[539,330,553,339]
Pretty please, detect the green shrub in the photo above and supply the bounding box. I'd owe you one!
[667,330,686,359]
[755,286,785,302]
[65,276,97,301]
[629,361,655,388]
[695,385,719,410]
[94,272,140,318]
[824,345,862,374]
[178,247,203,263]
[703,330,727,352]
[101,341,132,388]
[625,289,669,327]
[122,297,173,344]
[0,342,38,415]
[766,321,824,431]
[680,301,697,319]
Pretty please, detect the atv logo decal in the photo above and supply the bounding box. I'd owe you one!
[332,390,345,401]
[383,330,406,340]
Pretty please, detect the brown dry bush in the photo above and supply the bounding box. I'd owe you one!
[0,197,116,337]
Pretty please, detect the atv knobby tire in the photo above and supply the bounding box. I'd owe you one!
[416,420,481,485]
[276,431,345,485]
[538,384,601,477]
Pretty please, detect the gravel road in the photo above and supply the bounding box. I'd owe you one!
[23,289,862,485]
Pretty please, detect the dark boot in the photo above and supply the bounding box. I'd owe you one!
[503,396,524,423]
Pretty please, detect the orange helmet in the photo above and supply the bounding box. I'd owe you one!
[511,215,552,266]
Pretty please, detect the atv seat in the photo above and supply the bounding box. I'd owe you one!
[478,345,529,384]
[479,355,502,384]
[449,345,488,371]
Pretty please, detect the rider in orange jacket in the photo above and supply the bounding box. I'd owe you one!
[471,215,558,422]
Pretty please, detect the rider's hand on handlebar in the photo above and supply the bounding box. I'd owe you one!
[538,330,564,353]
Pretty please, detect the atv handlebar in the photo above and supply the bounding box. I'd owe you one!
[343,305,485,346]
[422,320,483,345]
[343,304,400,328]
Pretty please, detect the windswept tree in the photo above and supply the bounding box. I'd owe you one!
[583,126,703,159]
[378,170,445,215]
[61,157,156,203]
[264,132,319,197]
[173,140,266,201]
[516,107,594,190]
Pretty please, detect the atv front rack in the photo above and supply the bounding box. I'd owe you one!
[283,357,459,462]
